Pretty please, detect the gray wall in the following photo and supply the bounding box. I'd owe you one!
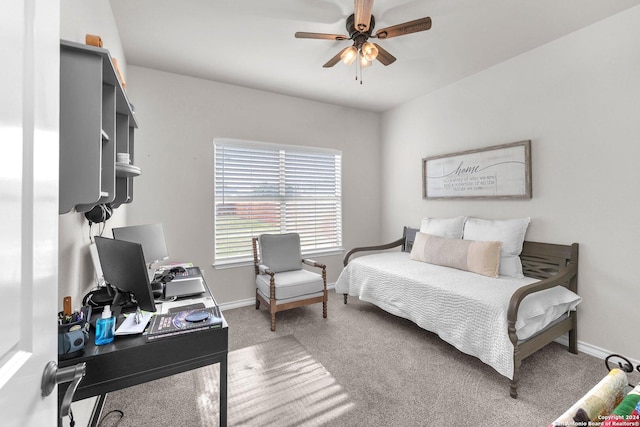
[57,0,639,362]
[380,6,640,361]
[123,66,382,304]
[58,0,382,308]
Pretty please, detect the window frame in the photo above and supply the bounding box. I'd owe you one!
[213,138,343,269]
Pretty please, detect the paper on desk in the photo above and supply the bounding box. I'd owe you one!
[156,262,194,271]
[115,312,152,335]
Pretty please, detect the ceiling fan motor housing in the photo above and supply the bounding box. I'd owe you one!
[347,13,375,44]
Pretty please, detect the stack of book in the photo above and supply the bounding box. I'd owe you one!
[146,306,222,341]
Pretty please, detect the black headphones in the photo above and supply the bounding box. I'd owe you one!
[82,285,115,307]
[154,270,175,284]
[84,204,113,224]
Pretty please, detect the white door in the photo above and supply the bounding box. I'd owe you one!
[0,0,60,425]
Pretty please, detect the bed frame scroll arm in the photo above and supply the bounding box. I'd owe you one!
[342,237,405,267]
[341,237,404,305]
[342,227,418,304]
[341,235,406,305]
[506,242,579,399]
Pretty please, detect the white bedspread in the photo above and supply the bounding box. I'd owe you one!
[335,252,580,379]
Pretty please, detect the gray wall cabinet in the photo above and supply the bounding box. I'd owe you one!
[59,40,139,214]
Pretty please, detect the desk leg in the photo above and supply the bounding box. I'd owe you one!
[220,354,228,427]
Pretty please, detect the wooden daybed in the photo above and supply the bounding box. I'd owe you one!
[338,227,579,398]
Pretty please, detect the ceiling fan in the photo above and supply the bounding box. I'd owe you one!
[295,0,432,78]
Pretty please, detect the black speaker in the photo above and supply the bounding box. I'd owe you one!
[84,204,113,224]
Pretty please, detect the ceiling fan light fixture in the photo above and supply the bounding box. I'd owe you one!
[359,50,372,68]
[340,46,358,65]
[295,0,433,82]
[361,41,378,61]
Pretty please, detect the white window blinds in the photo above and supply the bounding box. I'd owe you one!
[214,139,342,264]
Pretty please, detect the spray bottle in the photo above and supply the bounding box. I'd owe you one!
[95,305,115,345]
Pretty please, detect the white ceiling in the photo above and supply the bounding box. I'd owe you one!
[110,0,640,113]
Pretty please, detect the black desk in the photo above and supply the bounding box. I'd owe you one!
[58,284,228,426]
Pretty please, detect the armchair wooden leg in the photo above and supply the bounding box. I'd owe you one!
[256,298,260,310]
[270,313,276,332]
[323,301,327,318]
[343,294,348,304]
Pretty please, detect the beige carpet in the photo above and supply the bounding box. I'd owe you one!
[99,291,610,427]
[99,335,353,426]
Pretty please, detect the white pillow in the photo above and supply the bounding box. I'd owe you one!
[516,286,581,340]
[463,217,530,278]
[419,216,466,239]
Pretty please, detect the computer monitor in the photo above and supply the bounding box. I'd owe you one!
[112,223,169,267]
[94,236,157,313]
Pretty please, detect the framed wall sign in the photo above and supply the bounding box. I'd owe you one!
[422,140,531,200]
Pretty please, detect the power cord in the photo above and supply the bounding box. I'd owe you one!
[86,212,107,243]
[97,409,124,427]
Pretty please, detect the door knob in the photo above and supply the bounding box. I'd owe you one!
[41,361,86,418]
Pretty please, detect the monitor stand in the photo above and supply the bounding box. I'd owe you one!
[110,288,136,320]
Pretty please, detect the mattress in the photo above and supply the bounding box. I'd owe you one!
[335,252,581,379]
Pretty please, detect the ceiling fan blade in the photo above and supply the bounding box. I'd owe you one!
[373,43,396,66]
[375,17,432,39]
[323,48,348,68]
[295,32,349,41]
[354,0,374,32]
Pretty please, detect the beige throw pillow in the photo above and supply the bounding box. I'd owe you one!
[410,232,502,278]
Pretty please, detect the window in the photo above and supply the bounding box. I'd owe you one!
[214,138,342,265]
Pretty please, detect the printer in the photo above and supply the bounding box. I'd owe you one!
[164,276,206,299]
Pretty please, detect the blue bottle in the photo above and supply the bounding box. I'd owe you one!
[95,305,115,345]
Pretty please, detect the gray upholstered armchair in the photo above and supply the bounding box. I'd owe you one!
[252,233,328,331]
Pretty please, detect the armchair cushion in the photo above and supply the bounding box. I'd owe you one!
[259,233,303,273]
[256,269,324,300]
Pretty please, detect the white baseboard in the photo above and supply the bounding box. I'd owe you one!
[218,283,336,312]
[555,335,640,366]
[219,297,255,311]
